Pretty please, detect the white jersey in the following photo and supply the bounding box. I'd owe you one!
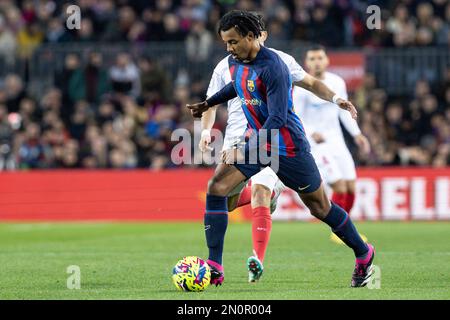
[206,48,306,150]
[292,71,361,148]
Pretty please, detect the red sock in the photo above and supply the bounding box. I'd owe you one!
[251,206,272,262]
[236,185,252,208]
[331,192,347,212]
[345,193,355,214]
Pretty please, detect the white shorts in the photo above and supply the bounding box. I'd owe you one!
[221,134,244,151]
[311,142,356,185]
[227,167,284,197]
[251,167,280,192]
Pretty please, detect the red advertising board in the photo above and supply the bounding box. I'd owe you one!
[0,170,213,221]
[275,168,450,221]
[0,168,449,221]
[327,52,365,91]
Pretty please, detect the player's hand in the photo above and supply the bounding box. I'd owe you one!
[311,132,325,144]
[337,98,357,119]
[354,134,371,156]
[186,101,209,118]
[221,148,244,164]
[199,129,213,152]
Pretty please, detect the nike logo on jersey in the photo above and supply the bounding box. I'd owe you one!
[298,184,311,191]
[205,225,211,231]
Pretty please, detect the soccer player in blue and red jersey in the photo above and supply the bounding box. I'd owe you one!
[187,10,375,288]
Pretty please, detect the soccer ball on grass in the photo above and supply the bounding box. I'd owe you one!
[172,256,211,292]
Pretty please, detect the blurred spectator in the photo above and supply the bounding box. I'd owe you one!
[17,22,44,59]
[109,53,140,98]
[18,122,52,169]
[76,18,96,42]
[45,17,69,43]
[21,0,36,24]
[162,13,185,41]
[54,53,80,108]
[69,52,110,105]
[0,14,17,66]
[308,5,341,47]
[139,57,171,103]
[185,17,213,64]
[387,4,416,47]
[3,74,27,113]
[103,6,136,41]
[0,104,15,170]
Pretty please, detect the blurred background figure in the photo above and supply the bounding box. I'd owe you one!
[0,104,15,170]
[109,52,140,98]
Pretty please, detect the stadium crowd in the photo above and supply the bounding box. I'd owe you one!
[0,0,449,170]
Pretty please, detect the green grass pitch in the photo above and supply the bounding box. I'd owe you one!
[0,221,449,299]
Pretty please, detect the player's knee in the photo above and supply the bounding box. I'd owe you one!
[331,179,347,194]
[303,191,331,220]
[207,176,229,196]
[346,180,356,194]
[251,184,271,207]
[309,201,331,219]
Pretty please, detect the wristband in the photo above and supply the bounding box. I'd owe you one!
[332,95,341,104]
[201,129,210,138]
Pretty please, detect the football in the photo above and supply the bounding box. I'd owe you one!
[172,256,211,292]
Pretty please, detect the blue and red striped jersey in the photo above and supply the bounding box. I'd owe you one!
[227,46,310,157]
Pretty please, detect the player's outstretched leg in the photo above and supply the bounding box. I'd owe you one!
[205,164,246,286]
[300,183,375,287]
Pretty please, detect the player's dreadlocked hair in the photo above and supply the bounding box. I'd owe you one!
[254,13,266,32]
[218,10,262,38]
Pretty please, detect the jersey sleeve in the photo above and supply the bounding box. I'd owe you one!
[293,87,316,138]
[205,81,237,107]
[206,69,226,98]
[274,49,306,83]
[287,55,306,83]
[337,79,361,136]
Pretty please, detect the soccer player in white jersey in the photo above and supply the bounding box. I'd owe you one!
[199,18,304,283]
[293,45,371,219]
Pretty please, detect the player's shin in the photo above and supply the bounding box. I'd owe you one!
[322,202,368,258]
[251,206,272,262]
[205,194,228,265]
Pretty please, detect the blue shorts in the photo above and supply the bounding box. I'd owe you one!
[233,150,322,194]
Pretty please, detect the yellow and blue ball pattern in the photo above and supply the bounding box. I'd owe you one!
[172,256,211,292]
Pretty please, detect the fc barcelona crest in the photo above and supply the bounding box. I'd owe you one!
[247,80,255,92]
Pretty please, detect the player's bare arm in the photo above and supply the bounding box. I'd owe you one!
[294,74,358,119]
[199,106,218,152]
[354,133,371,155]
